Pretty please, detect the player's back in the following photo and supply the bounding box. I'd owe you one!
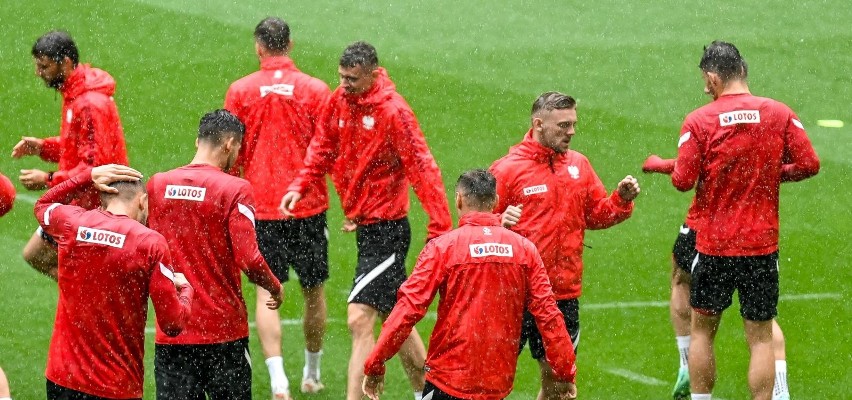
[425,212,538,397]
[47,207,162,398]
[147,163,253,344]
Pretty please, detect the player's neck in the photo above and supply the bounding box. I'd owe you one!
[190,149,228,170]
[103,204,135,220]
[719,80,750,97]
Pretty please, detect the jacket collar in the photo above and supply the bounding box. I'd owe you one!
[260,56,297,71]
[511,129,564,165]
[343,67,396,106]
[458,211,500,227]
[61,64,116,101]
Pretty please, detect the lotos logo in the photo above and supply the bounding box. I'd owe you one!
[719,110,760,126]
[259,83,295,97]
[523,184,548,196]
[76,226,126,248]
[469,243,514,258]
[164,185,206,202]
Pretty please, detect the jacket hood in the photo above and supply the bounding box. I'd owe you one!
[345,67,396,106]
[62,64,116,100]
[510,129,565,165]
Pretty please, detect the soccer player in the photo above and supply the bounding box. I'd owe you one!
[668,41,819,400]
[280,41,452,400]
[0,366,9,400]
[12,30,128,280]
[362,169,578,400]
[147,110,283,400]
[490,91,640,400]
[224,17,331,398]
[0,173,14,217]
[643,157,794,400]
[34,164,194,400]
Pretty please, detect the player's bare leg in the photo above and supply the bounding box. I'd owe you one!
[536,359,560,400]
[256,286,292,399]
[688,311,721,396]
[771,320,789,400]
[347,303,379,400]
[22,231,57,280]
[744,319,775,400]
[0,366,10,398]
[396,328,426,392]
[301,285,327,393]
[670,260,692,399]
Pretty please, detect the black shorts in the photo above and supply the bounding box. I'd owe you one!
[255,212,329,289]
[672,224,698,272]
[37,226,59,248]
[348,218,411,314]
[154,337,252,400]
[47,379,138,400]
[423,380,469,400]
[690,252,779,321]
[520,299,580,360]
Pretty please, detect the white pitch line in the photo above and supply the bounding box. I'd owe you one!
[583,292,841,311]
[602,368,667,386]
[15,193,39,205]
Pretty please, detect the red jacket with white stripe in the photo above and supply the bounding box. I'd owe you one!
[672,93,820,256]
[147,164,281,344]
[491,131,634,300]
[364,212,576,399]
[39,64,129,210]
[287,68,451,239]
[35,171,192,399]
[224,56,330,220]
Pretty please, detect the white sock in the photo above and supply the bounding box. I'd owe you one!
[774,360,789,397]
[414,391,423,400]
[0,397,11,400]
[265,356,290,393]
[691,395,711,400]
[676,335,691,369]
[303,349,322,380]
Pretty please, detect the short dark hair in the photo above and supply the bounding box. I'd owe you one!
[99,180,145,207]
[32,31,79,65]
[254,17,290,53]
[699,40,748,81]
[340,41,378,69]
[198,109,245,144]
[456,169,497,210]
[531,91,576,116]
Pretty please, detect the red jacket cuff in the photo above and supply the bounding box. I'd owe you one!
[40,137,62,163]
[610,191,633,210]
[364,359,387,376]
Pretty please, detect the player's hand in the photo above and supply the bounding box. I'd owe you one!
[641,154,675,174]
[19,169,49,190]
[501,204,523,228]
[552,381,578,399]
[266,290,283,310]
[279,191,301,217]
[172,273,190,291]
[616,175,640,202]
[362,374,385,400]
[92,164,143,193]
[341,219,357,233]
[11,137,44,158]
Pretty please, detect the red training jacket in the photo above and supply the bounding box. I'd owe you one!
[39,64,128,210]
[224,56,330,220]
[35,171,192,399]
[491,131,634,300]
[147,164,282,344]
[672,93,820,256]
[364,212,576,399]
[287,68,451,239]
[0,173,14,217]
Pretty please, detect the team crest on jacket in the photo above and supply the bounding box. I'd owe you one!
[77,226,126,248]
[362,116,376,130]
[567,166,580,179]
[165,185,206,202]
[66,110,73,123]
[483,227,492,236]
[339,119,345,128]
[470,243,513,257]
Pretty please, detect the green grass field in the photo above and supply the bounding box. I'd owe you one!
[1,0,849,398]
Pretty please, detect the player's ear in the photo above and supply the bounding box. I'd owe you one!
[455,192,463,211]
[195,138,200,149]
[532,117,543,132]
[255,42,262,57]
[286,39,294,52]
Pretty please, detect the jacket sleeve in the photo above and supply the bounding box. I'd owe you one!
[34,169,92,239]
[490,161,512,215]
[48,105,110,187]
[389,107,452,239]
[365,240,443,376]
[583,161,633,230]
[40,136,63,163]
[148,236,193,337]
[781,112,820,182]
[524,243,577,383]
[287,99,339,194]
[228,184,282,295]
[671,118,701,191]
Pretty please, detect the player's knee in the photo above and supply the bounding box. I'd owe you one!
[347,306,375,336]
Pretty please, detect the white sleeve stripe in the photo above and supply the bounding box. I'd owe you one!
[43,203,62,226]
[237,203,255,227]
[677,132,691,148]
[792,118,804,129]
[159,263,176,282]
